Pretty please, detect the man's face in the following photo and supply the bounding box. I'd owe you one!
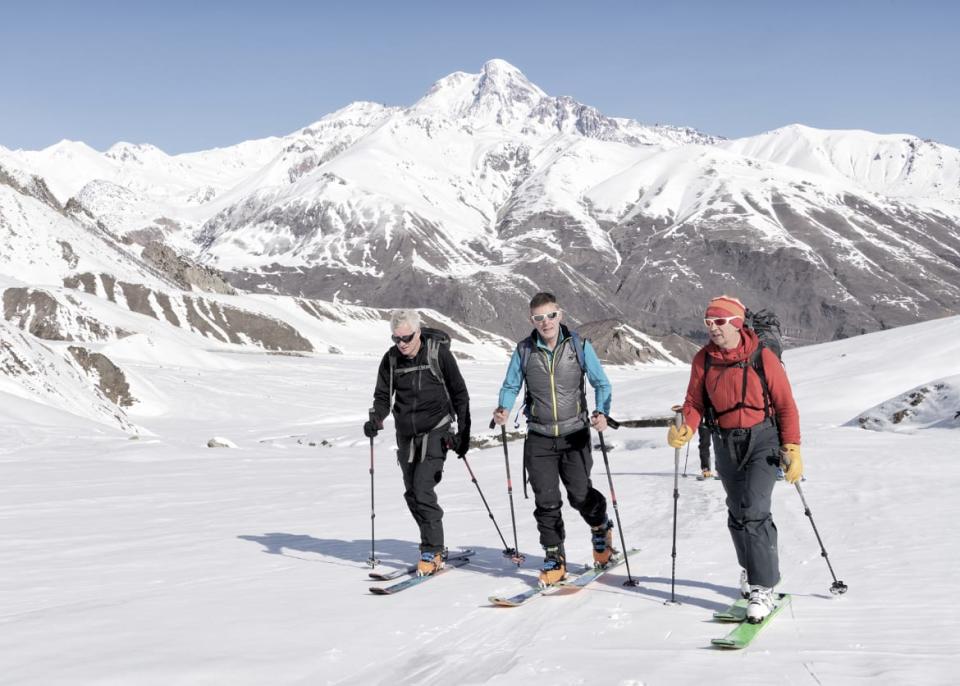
[704,315,741,350]
[530,303,563,340]
[392,324,421,357]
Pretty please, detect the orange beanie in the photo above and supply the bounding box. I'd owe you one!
[706,295,746,327]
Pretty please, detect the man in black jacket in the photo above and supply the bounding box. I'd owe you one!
[363,309,471,576]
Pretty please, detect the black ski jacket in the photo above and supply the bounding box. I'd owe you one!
[371,343,471,445]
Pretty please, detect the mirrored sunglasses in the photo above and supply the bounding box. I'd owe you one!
[531,310,562,323]
[704,316,741,328]
[391,332,417,344]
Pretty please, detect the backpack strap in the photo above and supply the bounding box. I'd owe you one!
[388,351,396,414]
[702,353,717,430]
[568,331,589,415]
[517,330,589,418]
[427,337,455,417]
[702,344,774,427]
[569,330,587,371]
[750,344,773,421]
[389,337,455,418]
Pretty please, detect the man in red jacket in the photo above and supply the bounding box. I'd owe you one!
[666,295,802,623]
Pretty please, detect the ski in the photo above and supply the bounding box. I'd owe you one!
[712,597,748,622]
[489,548,640,607]
[368,550,475,581]
[369,554,474,595]
[711,593,791,649]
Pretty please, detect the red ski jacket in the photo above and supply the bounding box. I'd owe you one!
[680,329,800,445]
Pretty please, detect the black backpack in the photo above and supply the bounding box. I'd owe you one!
[702,309,783,430]
[387,327,454,415]
[745,309,783,360]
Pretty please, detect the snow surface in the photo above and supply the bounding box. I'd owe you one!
[2,315,959,684]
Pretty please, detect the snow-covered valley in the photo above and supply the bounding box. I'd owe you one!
[2,315,958,684]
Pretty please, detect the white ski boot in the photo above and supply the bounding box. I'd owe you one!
[746,585,776,624]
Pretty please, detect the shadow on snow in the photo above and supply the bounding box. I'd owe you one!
[237,533,534,582]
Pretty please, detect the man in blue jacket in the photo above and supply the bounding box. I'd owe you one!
[492,292,614,586]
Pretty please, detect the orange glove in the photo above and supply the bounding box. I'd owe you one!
[780,444,803,484]
[667,423,694,448]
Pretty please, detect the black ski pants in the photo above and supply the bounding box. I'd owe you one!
[712,418,781,588]
[397,428,448,553]
[698,422,712,471]
[523,428,608,551]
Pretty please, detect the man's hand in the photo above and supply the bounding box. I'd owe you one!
[667,423,694,448]
[590,411,608,432]
[492,407,508,426]
[363,417,382,438]
[780,444,803,484]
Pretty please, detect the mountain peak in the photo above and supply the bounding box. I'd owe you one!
[412,59,546,126]
[474,59,545,109]
[105,142,167,164]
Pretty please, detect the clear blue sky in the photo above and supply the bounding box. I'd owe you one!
[2,0,957,153]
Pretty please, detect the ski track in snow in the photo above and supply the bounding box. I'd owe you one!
[2,318,960,684]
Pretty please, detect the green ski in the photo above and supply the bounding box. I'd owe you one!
[712,597,749,622]
[711,593,791,649]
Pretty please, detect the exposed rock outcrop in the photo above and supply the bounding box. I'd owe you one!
[67,346,136,407]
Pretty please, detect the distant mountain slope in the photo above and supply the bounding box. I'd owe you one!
[2,59,958,343]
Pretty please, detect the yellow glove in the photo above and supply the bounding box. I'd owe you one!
[667,423,694,448]
[780,444,803,484]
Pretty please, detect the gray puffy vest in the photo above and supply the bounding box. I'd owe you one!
[522,333,588,437]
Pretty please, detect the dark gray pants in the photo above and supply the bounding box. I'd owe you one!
[698,422,712,471]
[712,418,781,588]
[524,428,608,550]
[397,429,447,553]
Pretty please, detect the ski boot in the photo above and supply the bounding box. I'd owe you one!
[417,550,445,577]
[746,585,776,623]
[590,519,616,567]
[739,569,750,599]
[538,545,567,587]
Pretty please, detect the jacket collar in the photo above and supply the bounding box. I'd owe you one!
[706,327,759,363]
[529,323,571,351]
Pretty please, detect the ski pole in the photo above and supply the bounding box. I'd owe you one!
[460,454,514,557]
[666,404,683,605]
[594,414,638,587]
[367,408,379,568]
[490,417,524,565]
[782,453,848,595]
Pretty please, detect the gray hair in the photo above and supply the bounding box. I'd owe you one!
[389,309,421,332]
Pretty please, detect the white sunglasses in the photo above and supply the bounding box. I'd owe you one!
[530,310,561,323]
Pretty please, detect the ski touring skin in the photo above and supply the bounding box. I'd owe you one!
[369,553,475,595]
[712,597,749,622]
[368,550,475,581]
[711,593,791,649]
[489,548,641,607]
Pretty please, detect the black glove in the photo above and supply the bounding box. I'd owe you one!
[454,431,470,459]
[363,418,382,438]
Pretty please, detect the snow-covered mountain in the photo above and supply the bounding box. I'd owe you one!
[3,59,959,345]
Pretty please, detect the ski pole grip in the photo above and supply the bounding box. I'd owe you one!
[671,404,683,428]
[779,446,791,467]
[489,406,507,430]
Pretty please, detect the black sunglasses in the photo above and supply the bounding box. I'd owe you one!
[391,331,417,344]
